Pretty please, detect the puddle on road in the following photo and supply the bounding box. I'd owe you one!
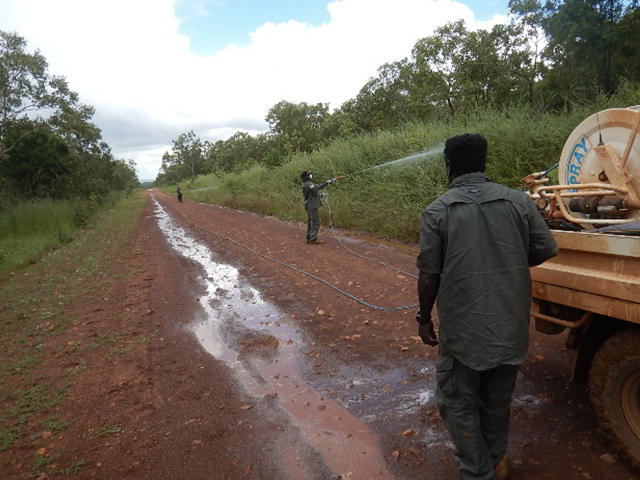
[153,199,395,480]
[152,198,547,475]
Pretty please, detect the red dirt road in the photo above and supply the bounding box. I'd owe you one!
[2,190,638,480]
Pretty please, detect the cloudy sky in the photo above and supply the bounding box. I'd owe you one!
[0,0,508,181]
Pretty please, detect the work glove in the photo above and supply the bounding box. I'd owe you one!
[416,311,438,346]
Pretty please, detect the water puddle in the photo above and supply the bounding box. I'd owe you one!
[153,198,394,479]
[152,197,548,477]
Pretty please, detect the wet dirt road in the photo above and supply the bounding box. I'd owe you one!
[145,190,640,480]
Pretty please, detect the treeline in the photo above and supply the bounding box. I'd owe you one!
[155,0,640,186]
[0,31,139,208]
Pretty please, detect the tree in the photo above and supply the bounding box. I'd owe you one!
[410,21,519,115]
[265,101,330,157]
[158,131,206,181]
[0,30,127,200]
[206,131,261,174]
[110,158,139,194]
[0,122,70,199]
[0,31,80,159]
[347,60,416,131]
[509,0,640,106]
[615,5,640,82]
[491,22,544,106]
[411,28,460,116]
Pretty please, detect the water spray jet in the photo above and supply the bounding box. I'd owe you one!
[340,142,445,179]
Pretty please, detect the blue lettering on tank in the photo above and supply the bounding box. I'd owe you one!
[569,164,581,175]
[565,135,590,188]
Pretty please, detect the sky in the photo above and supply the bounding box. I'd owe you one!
[0,0,509,181]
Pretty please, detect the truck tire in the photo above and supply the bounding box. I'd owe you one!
[589,328,640,470]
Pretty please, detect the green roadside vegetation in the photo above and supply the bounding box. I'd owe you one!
[1,31,147,476]
[0,193,133,276]
[154,2,640,242]
[0,193,146,476]
[166,98,637,243]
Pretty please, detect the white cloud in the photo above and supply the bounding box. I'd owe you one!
[0,0,505,181]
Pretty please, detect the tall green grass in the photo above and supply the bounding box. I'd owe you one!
[0,193,132,276]
[185,98,640,243]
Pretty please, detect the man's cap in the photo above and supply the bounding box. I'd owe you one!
[300,170,311,179]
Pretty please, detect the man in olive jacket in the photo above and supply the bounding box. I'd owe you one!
[301,170,337,244]
[415,134,558,480]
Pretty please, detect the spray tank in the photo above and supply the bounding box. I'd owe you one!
[525,106,640,231]
[524,107,640,470]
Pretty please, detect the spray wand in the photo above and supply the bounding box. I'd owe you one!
[536,163,559,179]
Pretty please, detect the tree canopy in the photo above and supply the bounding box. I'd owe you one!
[0,31,138,204]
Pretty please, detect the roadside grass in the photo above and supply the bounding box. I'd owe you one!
[0,200,75,275]
[84,328,135,351]
[62,459,87,474]
[95,424,122,437]
[10,383,70,440]
[0,192,136,276]
[188,127,449,243]
[179,99,632,243]
[43,416,73,433]
[0,193,148,464]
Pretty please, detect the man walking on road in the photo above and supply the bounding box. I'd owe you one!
[415,134,558,480]
[300,170,338,244]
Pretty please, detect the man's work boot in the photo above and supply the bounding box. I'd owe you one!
[495,455,512,480]
[307,239,324,244]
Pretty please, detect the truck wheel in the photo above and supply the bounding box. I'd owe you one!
[589,328,640,470]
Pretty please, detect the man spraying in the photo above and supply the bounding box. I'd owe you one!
[300,170,340,244]
[415,134,558,480]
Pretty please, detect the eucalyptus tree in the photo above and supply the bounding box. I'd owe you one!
[47,100,121,197]
[331,98,370,135]
[503,0,547,106]
[265,100,330,157]
[0,31,80,158]
[110,158,139,194]
[1,30,133,199]
[348,60,418,131]
[509,0,640,107]
[159,131,206,181]
[410,24,460,116]
[411,21,517,115]
[206,131,261,173]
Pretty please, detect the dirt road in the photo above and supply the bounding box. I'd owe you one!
[3,190,638,479]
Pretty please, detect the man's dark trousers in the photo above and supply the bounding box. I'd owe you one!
[306,208,320,242]
[436,348,519,480]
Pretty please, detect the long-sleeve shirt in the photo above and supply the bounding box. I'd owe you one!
[416,172,558,370]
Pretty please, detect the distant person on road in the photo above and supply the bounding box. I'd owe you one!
[415,133,558,480]
[177,185,183,203]
[300,170,338,244]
